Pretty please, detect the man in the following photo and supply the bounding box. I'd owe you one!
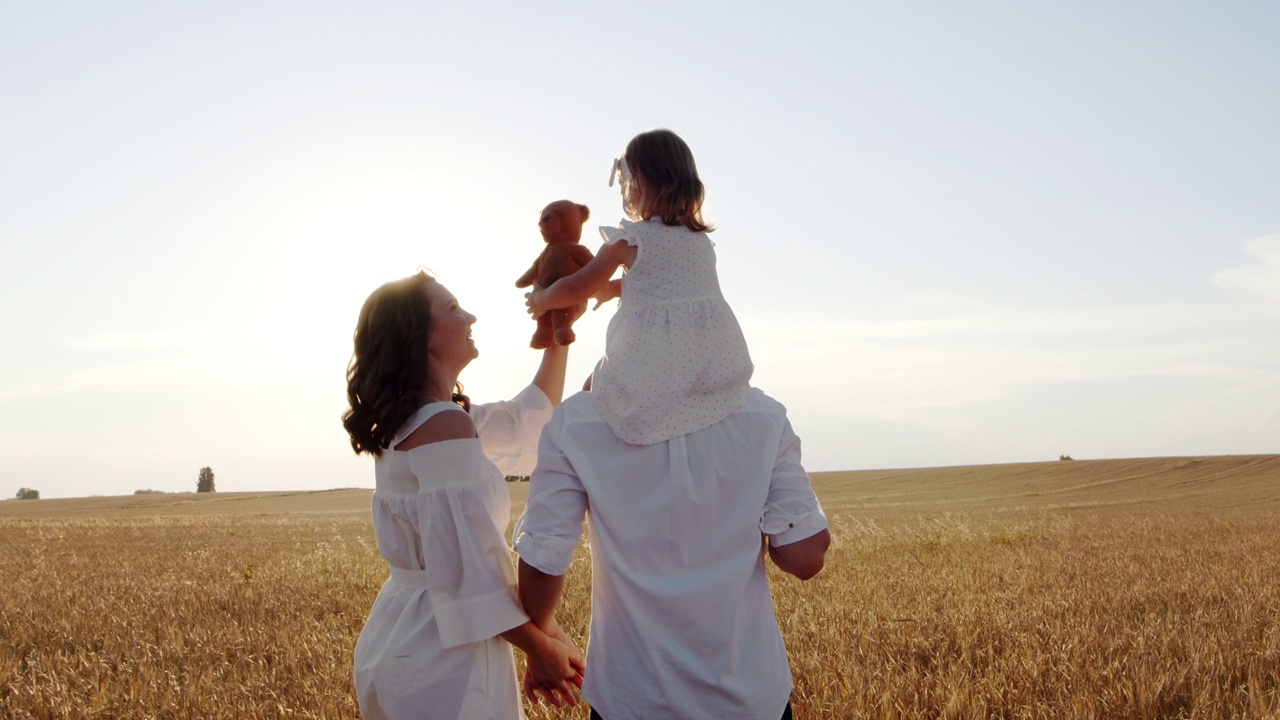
[513,388,831,719]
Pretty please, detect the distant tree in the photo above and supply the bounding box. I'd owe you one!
[134,489,165,495]
[1059,454,1075,461]
[197,467,216,493]
[15,487,40,500]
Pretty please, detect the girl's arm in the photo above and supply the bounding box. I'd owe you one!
[527,241,628,317]
[593,278,622,309]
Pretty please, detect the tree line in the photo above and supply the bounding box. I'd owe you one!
[14,466,217,501]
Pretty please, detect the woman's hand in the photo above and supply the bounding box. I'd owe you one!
[547,622,585,676]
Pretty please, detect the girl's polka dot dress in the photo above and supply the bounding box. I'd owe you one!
[591,218,754,445]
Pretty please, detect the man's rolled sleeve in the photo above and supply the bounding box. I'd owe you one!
[760,417,829,546]
[512,415,589,576]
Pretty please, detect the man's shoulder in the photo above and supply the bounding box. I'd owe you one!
[550,388,791,435]
[558,388,788,415]
[551,391,603,423]
[742,386,789,418]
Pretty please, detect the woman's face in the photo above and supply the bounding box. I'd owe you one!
[425,282,478,370]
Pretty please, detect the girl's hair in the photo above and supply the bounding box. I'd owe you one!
[342,270,470,456]
[624,129,713,233]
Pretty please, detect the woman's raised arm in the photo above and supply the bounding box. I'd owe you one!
[531,343,570,406]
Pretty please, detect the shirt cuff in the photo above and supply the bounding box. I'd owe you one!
[763,502,829,547]
[435,586,529,649]
[513,531,579,577]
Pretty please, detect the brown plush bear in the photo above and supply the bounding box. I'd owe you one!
[515,200,594,348]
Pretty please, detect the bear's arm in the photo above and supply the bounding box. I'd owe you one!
[570,244,594,268]
[515,257,543,288]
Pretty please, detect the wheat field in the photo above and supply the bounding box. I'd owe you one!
[2,455,1278,719]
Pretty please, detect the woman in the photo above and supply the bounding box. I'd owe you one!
[343,271,583,719]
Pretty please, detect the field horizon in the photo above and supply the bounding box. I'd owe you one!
[6,453,1276,520]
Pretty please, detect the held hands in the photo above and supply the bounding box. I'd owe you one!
[549,624,586,676]
[522,624,585,707]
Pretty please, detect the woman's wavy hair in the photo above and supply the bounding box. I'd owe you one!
[342,270,470,456]
[624,129,713,233]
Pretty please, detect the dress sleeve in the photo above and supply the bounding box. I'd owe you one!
[598,219,640,247]
[759,416,829,546]
[470,383,554,477]
[408,445,529,649]
[512,413,588,576]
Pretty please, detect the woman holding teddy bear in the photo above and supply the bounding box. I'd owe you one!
[342,271,584,719]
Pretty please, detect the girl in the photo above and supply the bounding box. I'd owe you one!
[526,129,753,445]
[344,271,583,719]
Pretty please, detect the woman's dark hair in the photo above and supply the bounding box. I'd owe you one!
[625,129,713,233]
[342,271,469,456]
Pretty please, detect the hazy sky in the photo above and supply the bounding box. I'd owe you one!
[2,2,1277,498]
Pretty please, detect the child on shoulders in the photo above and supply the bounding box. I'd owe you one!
[526,129,753,445]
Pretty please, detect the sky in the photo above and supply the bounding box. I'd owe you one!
[2,2,1277,499]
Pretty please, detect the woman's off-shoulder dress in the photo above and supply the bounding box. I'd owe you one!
[353,385,553,720]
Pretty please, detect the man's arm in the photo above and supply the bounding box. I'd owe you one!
[760,396,831,580]
[768,528,831,581]
[512,408,590,700]
[518,559,566,629]
[517,560,582,704]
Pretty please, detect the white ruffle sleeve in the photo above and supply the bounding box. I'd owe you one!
[471,383,554,477]
[406,440,528,649]
[598,219,639,247]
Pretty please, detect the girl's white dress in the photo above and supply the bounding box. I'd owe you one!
[353,385,553,720]
[592,218,754,445]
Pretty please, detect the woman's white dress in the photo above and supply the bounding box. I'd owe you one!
[353,385,553,720]
[592,218,754,445]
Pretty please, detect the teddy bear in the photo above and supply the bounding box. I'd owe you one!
[515,200,594,348]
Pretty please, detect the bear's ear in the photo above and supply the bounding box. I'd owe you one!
[578,204,590,222]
